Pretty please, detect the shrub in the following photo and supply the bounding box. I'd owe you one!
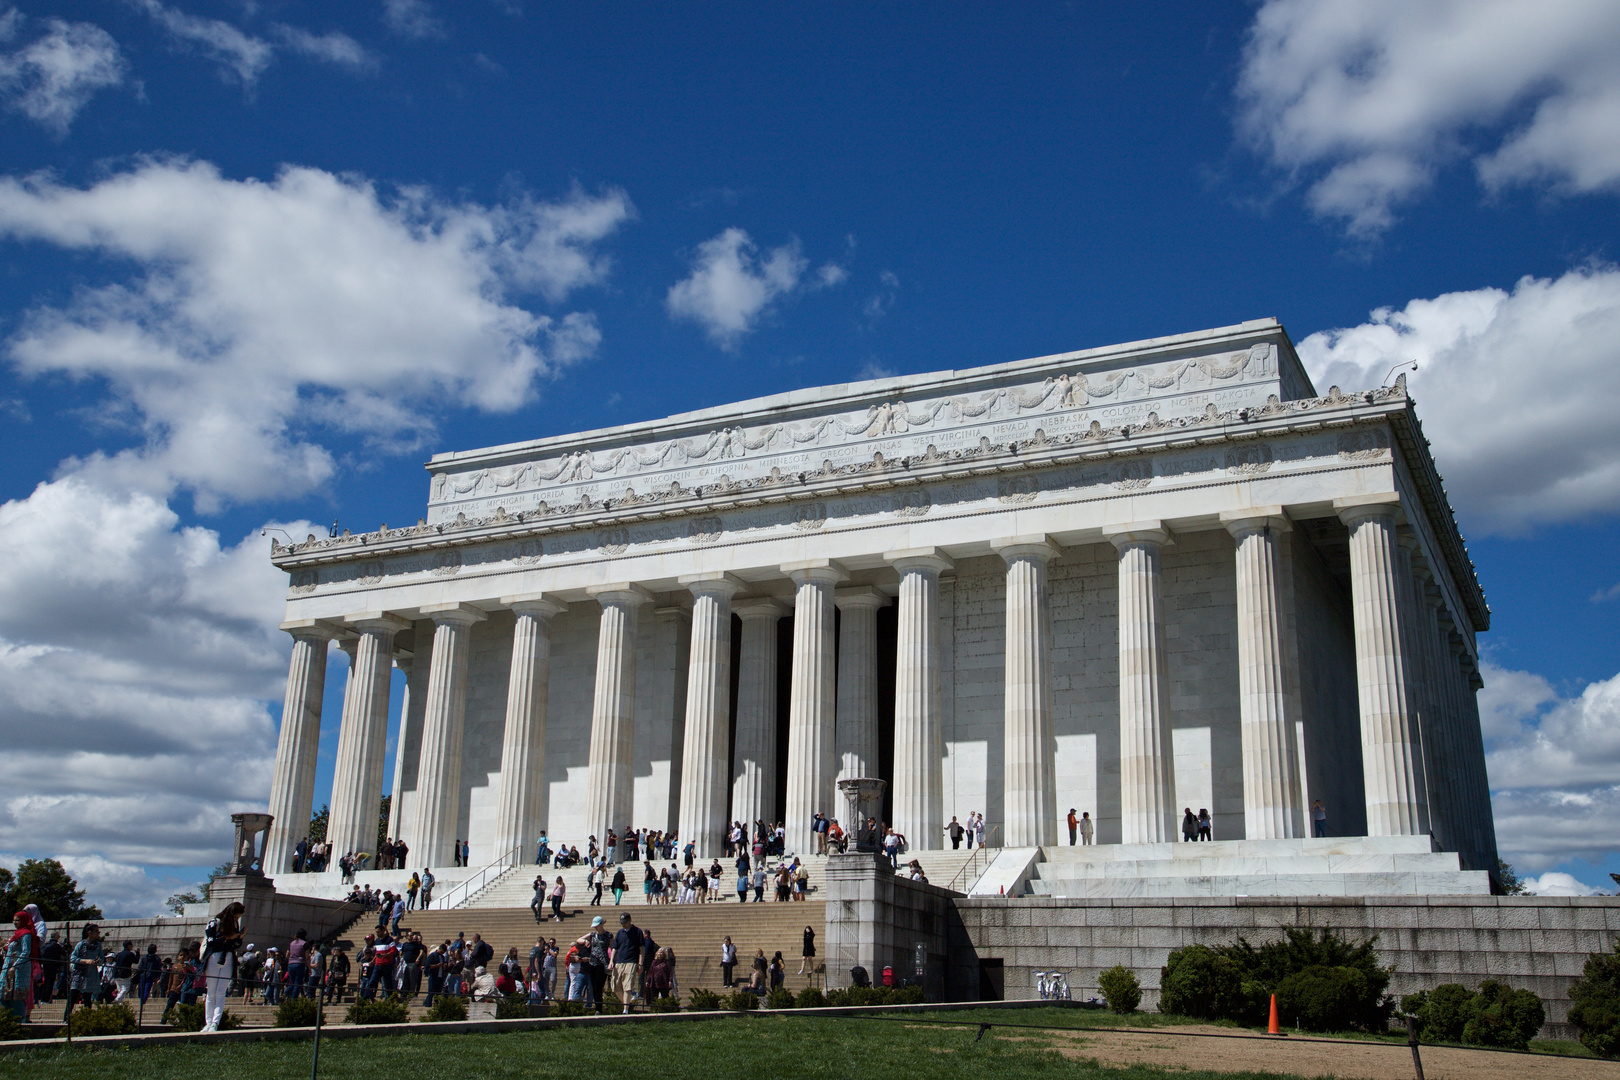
[724,990,759,1011]
[766,986,796,1010]
[895,986,924,1005]
[495,994,529,1019]
[0,1009,31,1041]
[1275,965,1374,1032]
[274,996,320,1028]
[688,988,722,1011]
[63,1003,138,1037]
[1568,937,1620,1059]
[648,996,680,1013]
[823,988,850,1007]
[552,1000,588,1018]
[1405,983,1473,1041]
[346,994,410,1025]
[423,996,469,1023]
[1159,944,1246,1020]
[796,987,826,1009]
[163,1003,240,1032]
[1462,980,1545,1051]
[1098,965,1142,1014]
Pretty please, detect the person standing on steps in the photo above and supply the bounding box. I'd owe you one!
[611,912,644,1013]
[1312,800,1328,838]
[531,876,548,923]
[549,875,567,921]
[797,926,816,977]
[1181,808,1198,842]
[461,839,471,867]
[1080,811,1094,846]
[199,902,244,1032]
[420,867,435,909]
[452,839,462,867]
[1067,808,1078,845]
[588,864,604,906]
[720,936,737,987]
[611,865,627,905]
[947,816,965,849]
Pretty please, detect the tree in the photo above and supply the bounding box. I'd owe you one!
[307,804,329,845]
[1496,859,1527,895]
[377,794,391,855]
[1610,872,1619,896]
[8,859,101,920]
[163,862,233,915]
[0,867,15,916]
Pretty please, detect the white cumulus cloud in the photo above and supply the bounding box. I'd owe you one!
[1523,871,1608,897]
[1237,0,1620,234]
[0,159,631,509]
[667,227,846,350]
[0,14,125,135]
[1296,266,1620,533]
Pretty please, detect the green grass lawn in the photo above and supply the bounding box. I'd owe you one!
[0,1012,1324,1080]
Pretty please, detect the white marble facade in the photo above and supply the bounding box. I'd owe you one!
[262,319,1496,881]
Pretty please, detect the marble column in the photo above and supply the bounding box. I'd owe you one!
[411,603,486,866]
[1105,523,1174,845]
[1459,655,1497,869]
[1221,510,1304,840]
[584,584,652,845]
[327,614,408,859]
[834,587,887,787]
[993,536,1060,848]
[386,656,415,845]
[1336,496,1427,836]
[1410,566,1456,851]
[676,574,742,859]
[732,597,786,829]
[265,622,334,874]
[782,560,846,855]
[888,548,950,852]
[493,594,566,863]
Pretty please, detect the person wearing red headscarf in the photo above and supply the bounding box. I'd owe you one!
[2,910,37,1020]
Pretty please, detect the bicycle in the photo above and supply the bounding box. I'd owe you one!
[1033,970,1071,1001]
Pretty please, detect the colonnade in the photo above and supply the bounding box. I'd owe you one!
[263,505,1488,875]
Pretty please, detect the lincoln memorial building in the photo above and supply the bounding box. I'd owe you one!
[262,318,1497,894]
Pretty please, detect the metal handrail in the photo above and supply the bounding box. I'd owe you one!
[437,844,523,910]
[945,825,1002,893]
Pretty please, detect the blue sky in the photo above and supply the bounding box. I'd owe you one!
[0,1,1616,914]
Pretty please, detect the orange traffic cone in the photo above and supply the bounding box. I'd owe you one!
[1268,993,1281,1035]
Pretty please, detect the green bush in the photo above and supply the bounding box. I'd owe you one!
[0,1009,31,1041]
[724,990,759,1011]
[796,987,826,1009]
[648,996,680,1013]
[422,996,468,1022]
[1462,980,1545,1051]
[1404,983,1473,1041]
[495,994,530,1019]
[63,1003,138,1037]
[1568,937,1620,1059]
[1098,965,1142,1014]
[1275,965,1374,1032]
[823,987,850,1007]
[766,985,796,1009]
[346,994,409,1025]
[1159,944,1247,1020]
[162,1003,240,1033]
[688,988,721,1011]
[273,995,320,1028]
[552,1000,588,1017]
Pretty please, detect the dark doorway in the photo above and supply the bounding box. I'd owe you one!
[978,958,1004,1001]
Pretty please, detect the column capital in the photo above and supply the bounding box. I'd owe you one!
[884,547,953,574]
[420,602,488,626]
[1103,521,1172,549]
[343,612,411,634]
[678,571,746,599]
[280,618,338,642]
[780,558,848,586]
[655,603,694,624]
[500,592,568,619]
[834,585,890,611]
[587,582,655,606]
[1334,492,1403,527]
[1423,585,1445,609]
[733,596,789,620]
[991,534,1061,563]
[1220,507,1290,538]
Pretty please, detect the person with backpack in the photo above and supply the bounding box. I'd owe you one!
[137,944,163,1005]
[109,939,138,1002]
[200,902,244,1032]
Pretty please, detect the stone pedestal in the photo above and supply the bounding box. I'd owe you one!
[838,776,888,853]
[823,851,950,998]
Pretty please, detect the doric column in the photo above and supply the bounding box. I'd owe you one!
[993,536,1060,848]
[327,614,409,859]
[410,603,487,866]
[1221,510,1304,840]
[493,594,566,862]
[265,622,334,874]
[386,656,414,846]
[1410,566,1456,851]
[1105,523,1175,844]
[782,559,846,855]
[732,597,786,828]
[584,583,653,845]
[1459,653,1497,870]
[676,574,742,859]
[887,548,950,852]
[834,587,887,787]
[1336,495,1427,836]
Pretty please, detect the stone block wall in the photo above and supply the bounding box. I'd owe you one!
[947,895,1620,1037]
[823,853,954,999]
